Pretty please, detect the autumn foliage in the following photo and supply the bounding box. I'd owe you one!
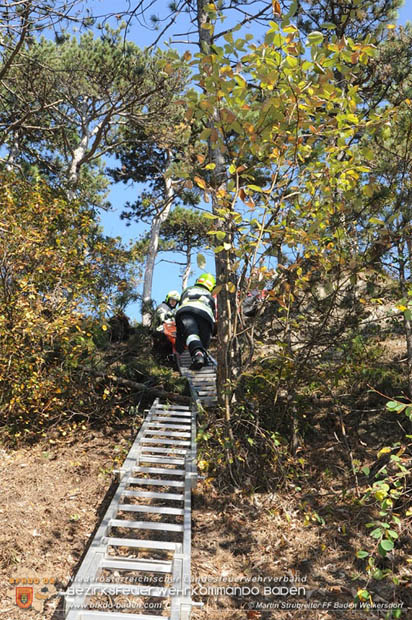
[0,174,128,441]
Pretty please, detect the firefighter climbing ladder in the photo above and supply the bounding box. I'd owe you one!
[63,352,217,620]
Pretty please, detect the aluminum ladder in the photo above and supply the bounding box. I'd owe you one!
[176,350,217,408]
[63,398,197,620]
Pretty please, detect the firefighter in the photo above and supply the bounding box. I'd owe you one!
[152,290,181,332]
[175,273,216,370]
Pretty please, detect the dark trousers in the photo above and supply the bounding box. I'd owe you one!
[175,312,213,356]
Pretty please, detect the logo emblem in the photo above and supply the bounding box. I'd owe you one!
[16,587,33,609]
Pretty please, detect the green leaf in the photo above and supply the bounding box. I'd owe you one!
[372,569,384,580]
[386,401,404,412]
[378,539,394,555]
[286,1,298,18]
[356,550,369,559]
[196,253,206,269]
[308,31,324,45]
[215,230,226,241]
[370,527,383,539]
[363,184,374,197]
[285,55,298,68]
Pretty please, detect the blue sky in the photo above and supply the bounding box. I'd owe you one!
[97,1,412,321]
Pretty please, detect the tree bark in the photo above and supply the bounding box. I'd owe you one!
[182,244,191,289]
[405,236,412,397]
[196,0,236,448]
[142,153,174,325]
[398,236,412,397]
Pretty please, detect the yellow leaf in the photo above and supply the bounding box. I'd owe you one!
[377,446,392,458]
[194,176,207,189]
[374,490,387,501]
[387,24,396,29]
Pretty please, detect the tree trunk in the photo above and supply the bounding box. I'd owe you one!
[142,158,174,325]
[405,236,412,397]
[182,244,191,290]
[398,236,412,397]
[197,0,236,448]
[6,132,20,171]
[66,109,104,199]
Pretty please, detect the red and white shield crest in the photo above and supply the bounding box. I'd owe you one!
[16,586,33,609]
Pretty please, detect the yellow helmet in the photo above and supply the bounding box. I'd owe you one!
[166,290,181,303]
[195,273,216,292]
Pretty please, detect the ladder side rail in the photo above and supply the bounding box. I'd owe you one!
[64,400,175,618]
[115,399,161,478]
[64,471,135,619]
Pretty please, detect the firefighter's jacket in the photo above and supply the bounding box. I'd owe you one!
[153,302,176,331]
[176,285,216,327]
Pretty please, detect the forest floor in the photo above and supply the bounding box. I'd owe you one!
[1,342,412,619]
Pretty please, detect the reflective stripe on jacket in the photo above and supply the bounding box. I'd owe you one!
[176,285,216,326]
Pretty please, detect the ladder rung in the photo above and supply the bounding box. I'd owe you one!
[107,537,178,550]
[149,417,194,424]
[118,504,184,516]
[75,612,170,620]
[152,410,192,417]
[134,467,185,476]
[110,519,183,532]
[86,583,170,597]
[142,438,190,446]
[138,456,185,465]
[128,478,184,487]
[146,423,191,431]
[140,447,188,454]
[144,430,191,437]
[100,557,172,572]
[122,490,183,500]
[192,383,215,388]
[153,404,191,411]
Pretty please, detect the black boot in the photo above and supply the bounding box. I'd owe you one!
[190,350,205,370]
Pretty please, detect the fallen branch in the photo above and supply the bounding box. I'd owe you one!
[79,367,190,405]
